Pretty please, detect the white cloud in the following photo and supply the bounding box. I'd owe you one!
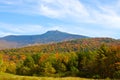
[38,0,90,22]
[38,0,120,29]
[0,22,65,37]
[0,0,120,38]
[0,31,13,37]
[0,0,90,20]
[0,0,120,29]
[0,22,119,39]
[0,23,43,35]
[89,1,120,29]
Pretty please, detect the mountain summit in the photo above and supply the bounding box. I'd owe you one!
[38,30,88,43]
[0,30,88,48]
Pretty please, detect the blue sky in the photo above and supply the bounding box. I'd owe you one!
[0,0,120,39]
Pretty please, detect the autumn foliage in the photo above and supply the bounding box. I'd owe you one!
[0,38,120,79]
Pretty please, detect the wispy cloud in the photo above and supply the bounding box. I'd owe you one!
[0,0,120,38]
[0,0,120,28]
[38,0,89,19]
[0,0,21,5]
[0,22,65,37]
[0,22,42,36]
[0,0,90,20]
[90,0,120,29]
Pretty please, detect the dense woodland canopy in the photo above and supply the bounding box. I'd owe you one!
[0,38,120,79]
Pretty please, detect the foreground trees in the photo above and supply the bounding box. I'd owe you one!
[93,44,120,78]
[0,43,119,79]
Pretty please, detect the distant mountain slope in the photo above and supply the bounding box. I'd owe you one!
[0,38,119,54]
[0,40,18,49]
[0,30,88,48]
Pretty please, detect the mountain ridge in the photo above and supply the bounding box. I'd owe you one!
[0,30,88,49]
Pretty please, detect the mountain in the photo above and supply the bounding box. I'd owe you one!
[0,30,88,48]
[0,40,18,49]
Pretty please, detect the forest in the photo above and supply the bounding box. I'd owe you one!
[0,38,120,79]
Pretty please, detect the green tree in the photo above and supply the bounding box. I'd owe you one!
[18,66,31,75]
[17,56,35,75]
[6,61,16,74]
[0,54,3,68]
[23,56,34,69]
[0,54,7,73]
[93,44,120,78]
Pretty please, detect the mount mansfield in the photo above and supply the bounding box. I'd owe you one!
[0,30,88,49]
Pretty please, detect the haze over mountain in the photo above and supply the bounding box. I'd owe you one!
[0,30,88,49]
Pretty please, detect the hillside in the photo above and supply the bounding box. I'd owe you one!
[0,38,119,54]
[13,38,120,54]
[0,40,18,50]
[0,38,119,79]
[0,30,88,49]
